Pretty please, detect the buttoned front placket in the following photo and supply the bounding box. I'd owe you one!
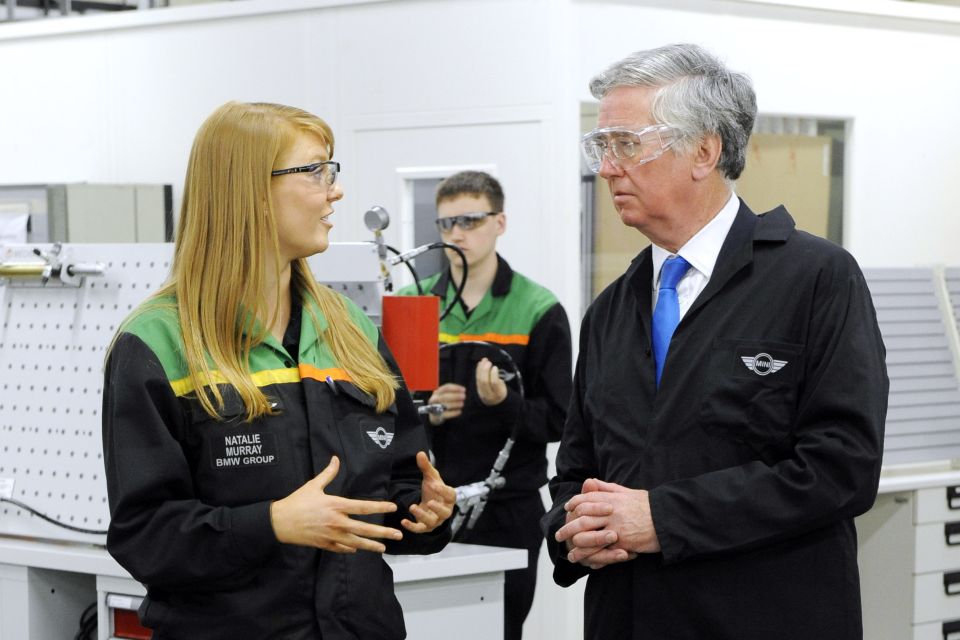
[443,283,496,336]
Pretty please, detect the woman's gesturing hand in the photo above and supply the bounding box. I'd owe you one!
[270,456,403,553]
[401,451,457,534]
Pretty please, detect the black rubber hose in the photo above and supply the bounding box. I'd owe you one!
[0,497,108,535]
[434,242,467,321]
[384,244,423,294]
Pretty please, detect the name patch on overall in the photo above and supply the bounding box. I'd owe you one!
[210,431,279,469]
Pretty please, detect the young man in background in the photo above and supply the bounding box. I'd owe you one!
[399,170,572,640]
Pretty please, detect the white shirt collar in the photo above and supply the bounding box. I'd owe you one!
[652,191,740,285]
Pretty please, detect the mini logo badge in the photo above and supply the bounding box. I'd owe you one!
[366,426,394,449]
[741,352,788,376]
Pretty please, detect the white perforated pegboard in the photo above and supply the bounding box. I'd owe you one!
[0,243,173,545]
[0,242,385,547]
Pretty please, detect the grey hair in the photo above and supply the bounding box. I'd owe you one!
[589,43,756,181]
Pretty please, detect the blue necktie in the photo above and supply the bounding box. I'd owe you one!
[652,256,691,387]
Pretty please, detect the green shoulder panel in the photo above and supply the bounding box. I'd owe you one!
[120,296,189,381]
[297,291,379,371]
[504,271,560,330]
[396,272,442,298]
[397,269,558,335]
[120,291,379,384]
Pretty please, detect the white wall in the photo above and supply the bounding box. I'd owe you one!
[3,1,960,639]
[0,0,583,323]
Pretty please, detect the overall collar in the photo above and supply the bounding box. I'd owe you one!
[430,253,513,298]
[431,253,513,325]
[628,200,796,318]
[651,191,739,285]
[254,289,328,362]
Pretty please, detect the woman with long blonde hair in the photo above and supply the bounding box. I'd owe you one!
[102,101,455,639]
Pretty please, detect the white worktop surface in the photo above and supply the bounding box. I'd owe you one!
[0,538,526,583]
[878,461,960,494]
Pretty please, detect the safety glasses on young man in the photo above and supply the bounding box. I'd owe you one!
[271,160,341,186]
[580,124,679,173]
[435,211,500,233]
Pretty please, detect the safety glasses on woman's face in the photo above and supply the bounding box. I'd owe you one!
[580,124,679,173]
[435,211,500,233]
[271,160,340,186]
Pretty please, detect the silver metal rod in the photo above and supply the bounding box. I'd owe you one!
[66,262,106,277]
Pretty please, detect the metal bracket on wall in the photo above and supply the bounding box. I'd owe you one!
[0,243,105,288]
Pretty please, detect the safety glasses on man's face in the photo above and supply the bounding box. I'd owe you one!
[580,124,679,173]
[435,211,499,233]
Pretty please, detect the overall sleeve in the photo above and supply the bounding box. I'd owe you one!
[509,303,573,444]
[541,308,597,587]
[102,333,281,590]
[650,267,888,564]
[377,333,452,555]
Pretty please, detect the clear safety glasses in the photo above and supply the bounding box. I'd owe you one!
[435,211,500,233]
[271,160,341,186]
[580,124,679,173]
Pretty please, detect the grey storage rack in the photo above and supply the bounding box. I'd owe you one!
[948,267,960,335]
[863,268,960,465]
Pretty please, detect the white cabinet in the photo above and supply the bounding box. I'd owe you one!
[860,481,960,640]
[0,564,94,640]
[0,539,525,640]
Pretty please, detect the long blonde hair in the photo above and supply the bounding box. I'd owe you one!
[156,101,397,420]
